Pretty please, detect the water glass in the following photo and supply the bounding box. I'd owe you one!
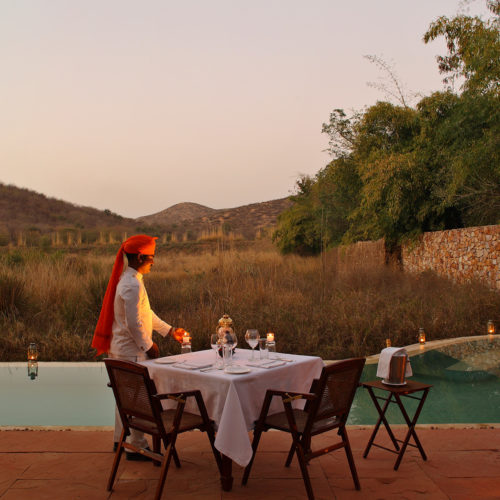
[210,334,223,369]
[267,340,276,359]
[223,344,233,367]
[258,338,268,360]
[245,329,260,360]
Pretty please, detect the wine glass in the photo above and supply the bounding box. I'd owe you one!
[210,333,223,369]
[245,329,260,360]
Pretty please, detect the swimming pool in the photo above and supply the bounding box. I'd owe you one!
[0,362,114,426]
[349,335,500,425]
[1,336,498,427]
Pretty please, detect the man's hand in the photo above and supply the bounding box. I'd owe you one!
[146,342,160,359]
[171,327,186,344]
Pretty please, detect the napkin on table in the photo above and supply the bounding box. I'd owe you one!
[246,360,287,369]
[175,362,214,371]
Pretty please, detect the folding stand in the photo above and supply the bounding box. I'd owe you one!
[362,379,432,470]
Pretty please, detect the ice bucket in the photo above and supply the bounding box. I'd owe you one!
[387,351,408,384]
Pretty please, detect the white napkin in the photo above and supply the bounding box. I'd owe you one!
[153,357,182,364]
[376,347,412,379]
[246,360,286,369]
[175,362,214,371]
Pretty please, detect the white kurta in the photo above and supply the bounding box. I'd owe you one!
[109,266,173,446]
[110,266,172,357]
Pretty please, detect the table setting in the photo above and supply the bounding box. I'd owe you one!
[140,313,324,489]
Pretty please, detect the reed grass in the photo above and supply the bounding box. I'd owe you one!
[0,243,498,361]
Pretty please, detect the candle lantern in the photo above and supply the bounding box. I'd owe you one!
[487,320,495,335]
[266,333,276,358]
[27,343,39,380]
[418,328,426,345]
[180,331,192,354]
[27,342,38,361]
[27,360,38,380]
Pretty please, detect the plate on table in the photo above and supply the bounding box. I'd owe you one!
[224,365,250,374]
[153,357,181,364]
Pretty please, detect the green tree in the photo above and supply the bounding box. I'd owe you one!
[272,157,362,254]
[417,90,500,225]
[273,176,322,255]
[423,1,500,94]
[274,0,499,255]
[345,102,427,243]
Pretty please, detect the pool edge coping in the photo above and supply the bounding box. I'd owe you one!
[363,334,498,365]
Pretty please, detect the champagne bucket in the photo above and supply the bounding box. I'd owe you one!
[388,352,407,384]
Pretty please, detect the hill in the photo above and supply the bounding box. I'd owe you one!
[0,183,292,243]
[136,202,217,226]
[0,183,136,232]
[138,198,292,239]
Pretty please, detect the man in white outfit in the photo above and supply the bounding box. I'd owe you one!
[92,235,184,460]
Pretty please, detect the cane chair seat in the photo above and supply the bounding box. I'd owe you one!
[265,410,342,434]
[130,410,205,434]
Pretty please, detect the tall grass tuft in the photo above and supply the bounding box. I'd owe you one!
[0,271,31,317]
[0,244,498,361]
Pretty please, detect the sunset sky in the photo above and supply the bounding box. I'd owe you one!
[0,0,492,218]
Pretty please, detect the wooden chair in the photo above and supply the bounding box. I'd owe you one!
[242,357,366,500]
[104,358,222,500]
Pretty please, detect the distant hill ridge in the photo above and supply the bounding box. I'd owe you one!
[0,182,291,240]
[0,182,135,233]
[137,202,217,226]
[138,199,292,238]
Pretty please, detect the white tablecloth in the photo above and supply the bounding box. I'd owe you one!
[142,349,324,466]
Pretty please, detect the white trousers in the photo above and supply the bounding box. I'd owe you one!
[109,352,149,450]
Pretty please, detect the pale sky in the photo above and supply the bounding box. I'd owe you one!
[0,0,492,218]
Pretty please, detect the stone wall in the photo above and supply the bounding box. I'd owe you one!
[402,225,500,290]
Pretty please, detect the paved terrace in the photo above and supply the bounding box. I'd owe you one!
[1,426,499,499]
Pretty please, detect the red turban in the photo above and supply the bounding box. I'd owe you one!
[91,234,158,355]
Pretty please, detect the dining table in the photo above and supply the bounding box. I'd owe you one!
[141,348,324,491]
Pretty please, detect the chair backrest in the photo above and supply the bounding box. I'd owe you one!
[105,358,161,426]
[308,357,365,431]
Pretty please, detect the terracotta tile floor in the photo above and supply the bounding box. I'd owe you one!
[1,426,499,499]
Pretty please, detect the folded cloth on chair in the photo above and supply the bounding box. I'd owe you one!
[376,347,412,379]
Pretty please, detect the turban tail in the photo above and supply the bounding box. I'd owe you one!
[91,235,157,355]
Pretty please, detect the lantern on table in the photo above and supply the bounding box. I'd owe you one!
[266,333,276,357]
[180,331,192,354]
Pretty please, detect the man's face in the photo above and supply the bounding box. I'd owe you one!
[137,254,154,274]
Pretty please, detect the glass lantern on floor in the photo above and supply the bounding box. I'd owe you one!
[27,343,39,380]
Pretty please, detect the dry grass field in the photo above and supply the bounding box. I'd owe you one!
[1,241,498,361]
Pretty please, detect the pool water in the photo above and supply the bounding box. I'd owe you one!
[0,362,114,426]
[348,348,500,425]
[1,339,499,426]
